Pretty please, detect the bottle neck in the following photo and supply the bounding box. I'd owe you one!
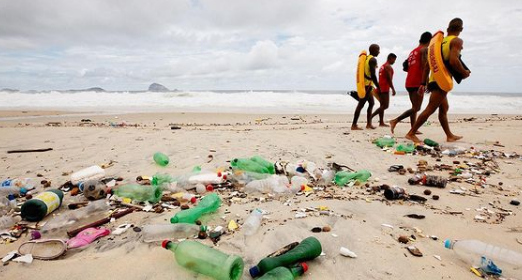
[290,266,305,277]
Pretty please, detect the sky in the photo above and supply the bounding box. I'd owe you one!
[0,0,521,92]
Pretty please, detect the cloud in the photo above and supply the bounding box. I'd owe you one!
[0,0,521,92]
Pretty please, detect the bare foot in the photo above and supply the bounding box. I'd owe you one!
[447,135,463,142]
[366,125,377,130]
[405,133,422,144]
[415,131,423,135]
[390,119,398,134]
[379,123,389,127]
[351,126,363,131]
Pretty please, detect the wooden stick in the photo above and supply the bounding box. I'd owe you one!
[7,148,53,154]
[66,208,134,237]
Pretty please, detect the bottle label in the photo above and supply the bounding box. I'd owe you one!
[1,179,13,187]
[34,192,61,215]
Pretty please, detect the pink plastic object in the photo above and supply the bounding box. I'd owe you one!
[67,227,110,249]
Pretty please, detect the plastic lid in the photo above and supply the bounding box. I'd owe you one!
[249,266,260,277]
[206,185,214,192]
[301,262,309,273]
[444,239,452,249]
[190,197,197,204]
[161,240,171,249]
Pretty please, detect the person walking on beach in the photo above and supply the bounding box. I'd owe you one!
[370,53,396,127]
[405,18,470,143]
[390,32,432,134]
[352,44,380,130]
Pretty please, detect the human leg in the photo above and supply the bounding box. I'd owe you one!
[390,87,418,133]
[438,95,463,142]
[366,88,376,129]
[351,93,368,130]
[405,87,446,143]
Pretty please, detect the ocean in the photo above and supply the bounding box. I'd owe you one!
[1,90,521,114]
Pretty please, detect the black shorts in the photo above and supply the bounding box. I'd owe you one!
[427,82,441,92]
[406,87,419,94]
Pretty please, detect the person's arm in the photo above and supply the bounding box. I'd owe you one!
[449,38,470,78]
[419,47,430,93]
[370,58,380,91]
[385,64,396,95]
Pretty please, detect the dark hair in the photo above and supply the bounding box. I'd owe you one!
[388,53,397,60]
[419,32,432,44]
[369,44,380,54]
[448,18,463,32]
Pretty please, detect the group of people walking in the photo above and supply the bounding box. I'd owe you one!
[351,18,471,144]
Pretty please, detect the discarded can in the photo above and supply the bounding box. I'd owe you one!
[384,186,406,200]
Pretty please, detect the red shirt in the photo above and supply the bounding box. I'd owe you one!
[405,46,423,88]
[379,62,393,92]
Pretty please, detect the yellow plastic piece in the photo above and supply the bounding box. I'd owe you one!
[469,267,482,277]
[228,220,238,231]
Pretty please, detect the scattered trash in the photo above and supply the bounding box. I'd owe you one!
[67,227,110,249]
[339,247,357,258]
[510,200,520,206]
[404,214,425,219]
[407,245,423,257]
[7,148,53,154]
[18,239,67,260]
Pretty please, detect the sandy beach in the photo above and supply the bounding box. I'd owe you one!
[1,111,521,280]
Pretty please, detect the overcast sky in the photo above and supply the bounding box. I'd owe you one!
[0,0,521,92]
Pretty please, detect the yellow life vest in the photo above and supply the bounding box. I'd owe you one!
[430,35,457,83]
[364,55,375,86]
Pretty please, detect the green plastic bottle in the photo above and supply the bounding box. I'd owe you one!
[231,158,270,174]
[423,138,439,147]
[21,189,64,222]
[153,152,170,166]
[114,184,162,203]
[257,263,308,280]
[396,143,415,153]
[334,170,372,186]
[171,192,221,224]
[249,236,322,278]
[375,137,395,148]
[162,240,244,280]
[152,173,174,186]
[250,156,275,174]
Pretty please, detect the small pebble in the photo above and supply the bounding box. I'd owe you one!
[133,227,141,232]
[424,189,432,195]
[311,227,322,233]
[432,195,440,200]
[195,220,202,225]
[172,201,181,207]
[510,200,520,206]
[499,182,503,186]
[198,231,208,239]
[322,226,331,232]
[180,204,190,210]
[398,235,409,244]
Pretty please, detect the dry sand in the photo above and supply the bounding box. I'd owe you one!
[0,111,521,280]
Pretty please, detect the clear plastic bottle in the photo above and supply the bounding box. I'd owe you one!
[41,200,110,235]
[243,209,263,236]
[290,176,308,193]
[0,215,22,230]
[0,185,19,196]
[71,165,105,185]
[445,239,522,277]
[1,178,35,195]
[245,175,290,194]
[142,224,206,242]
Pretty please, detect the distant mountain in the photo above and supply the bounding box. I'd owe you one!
[1,88,19,92]
[148,83,169,92]
[67,87,106,92]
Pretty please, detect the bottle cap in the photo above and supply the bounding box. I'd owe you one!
[206,185,214,192]
[444,239,452,249]
[217,172,222,177]
[301,262,308,273]
[161,240,171,249]
[249,266,261,277]
[170,216,179,223]
[190,197,197,204]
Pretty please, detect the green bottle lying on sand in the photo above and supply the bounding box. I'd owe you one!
[249,236,322,277]
[153,152,170,166]
[162,240,244,280]
[334,170,372,186]
[113,184,162,203]
[231,157,273,174]
[257,263,308,280]
[21,189,63,222]
[170,192,221,223]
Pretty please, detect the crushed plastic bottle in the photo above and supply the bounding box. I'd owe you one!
[243,209,263,236]
[1,178,36,195]
[41,200,110,235]
[445,239,522,278]
[163,240,244,280]
[290,176,308,193]
[375,136,396,148]
[0,215,22,230]
[334,170,372,186]
[245,175,290,194]
[142,224,206,242]
[113,184,162,203]
[170,193,221,224]
[231,158,271,174]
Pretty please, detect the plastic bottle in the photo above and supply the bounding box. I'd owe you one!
[243,209,263,236]
[21,189,64,222]
[245,175,290,194]
[396,143,415,153]
[250,156,275,174]
[423,138,439,147]
[41,200,110,234]
[444,239,522,277]
[170,193,221,224]
[1,178,36,195]
[318,170,335,186]
[334,170,372,186]
[188,172,225,185]
[0,215,22,230]
[153,152,170,166]
[142,224,206,242]
[375,137,396,148]
[257,263,308,280]
[71,165,105,185]
[0,185,19,197]
[249,236,322,277]
[113,184,162,203]
[290,176,308,193]
[162,240,244,280]
[231,158,270,174]
[408,174,447,188]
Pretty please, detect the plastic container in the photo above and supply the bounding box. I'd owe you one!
[444,239,522,277]
[334,170,372,186]
[153,152,170,166]
[142,224,206,242]
[231,158,270,174]
[71,165,105,185]
[188,172,225,185]
[245,175,290,194]
[375,137,396,148]
[396,143,415,153]
[249,236,322,278]
[1,178,36,195]
[41,200,110,235]
[423,138,439,147]
[171,193,221,224]
[257,263,308,280]
[21,189,64,222]
[250,156,275,174]
[163,240,244,280]
[0,185,19,197]
[113,184,162,203]
[0,215,22,230]
[290,176,308,193]
[243,209,263,236]
[408,174,447,188]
